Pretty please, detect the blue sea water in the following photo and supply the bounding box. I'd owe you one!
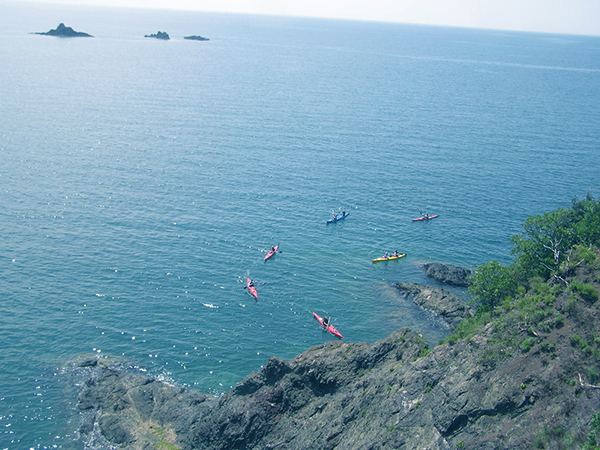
[1,1,599,447]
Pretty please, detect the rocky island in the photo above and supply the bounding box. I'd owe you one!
[144,31,170,40]
[33,23,93,38]
[73,197,600,449]
[184,35,210,41]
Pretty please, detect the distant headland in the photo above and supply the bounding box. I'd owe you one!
[33,23,93,38]
[184,35,209,41]
[144,31,170,40]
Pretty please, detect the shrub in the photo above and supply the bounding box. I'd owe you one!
[520,337,537,352]
[565,295,579,316]
[584,411,600,449]
[570,334,585,347]
[419,348,431,358]
[540,342,556,354]
[570,279,599,303]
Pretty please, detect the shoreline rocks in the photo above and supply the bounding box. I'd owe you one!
[73,259,600,449]
[395,282,473,328]
[75,305,600,450]
[424,262,472,287]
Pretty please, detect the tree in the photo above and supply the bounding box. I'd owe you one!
[468,261,519,313]
[510,208,576,282]
[469,195,600,312]
[572,194,600,247]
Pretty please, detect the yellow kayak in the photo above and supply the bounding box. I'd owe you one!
[372,253,406,263]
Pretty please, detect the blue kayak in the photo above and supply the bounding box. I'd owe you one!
[327,212,349,223]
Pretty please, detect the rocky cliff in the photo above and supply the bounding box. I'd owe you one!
[75,257,600,449]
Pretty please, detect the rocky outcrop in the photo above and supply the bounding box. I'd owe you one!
[424,263,472,287]
[33,23,93,37]
[76,358,212,448]
[184,35,209,41]
[75,259,600,450]
[395,282,473,328]
[144,31,170,40]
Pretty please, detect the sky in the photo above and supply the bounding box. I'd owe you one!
[12,0,600,36]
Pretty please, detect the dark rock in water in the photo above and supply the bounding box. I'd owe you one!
[424,262,472,287]
[145,31,170,40]
[33,23,93,38]
[395,282,473,328]
[184,35,209,41]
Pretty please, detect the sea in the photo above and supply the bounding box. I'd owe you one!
[1,1,599,447]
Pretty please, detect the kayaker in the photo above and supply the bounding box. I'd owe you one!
[323,316,330,327]
[383,252,389,259]
[341,211,346,216]
[332,214,337,220]
[393,250,399,257]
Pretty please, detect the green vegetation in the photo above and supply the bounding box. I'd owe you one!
[146,426,179,450]
[520,337,537,352]
[438,194,600,447]
[469,260,520,312]
[570,279,599,303]
[584,412,600,449]
[419,348,431,358]
[442,195,600,348]
[535,427,567,449]
[470,195,600,311]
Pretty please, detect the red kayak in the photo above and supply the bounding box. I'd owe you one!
[313,312,343,339]
[412,214,439,222]
[246,277,258,299]
[264,244,279,261]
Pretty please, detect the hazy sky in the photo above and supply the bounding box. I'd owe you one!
[14,0,600,36]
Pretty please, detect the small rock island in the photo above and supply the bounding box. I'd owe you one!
[33,23,93,38]
[144,31,170,40]
[184,35,209,41]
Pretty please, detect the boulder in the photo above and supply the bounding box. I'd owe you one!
[424,262,472,287]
